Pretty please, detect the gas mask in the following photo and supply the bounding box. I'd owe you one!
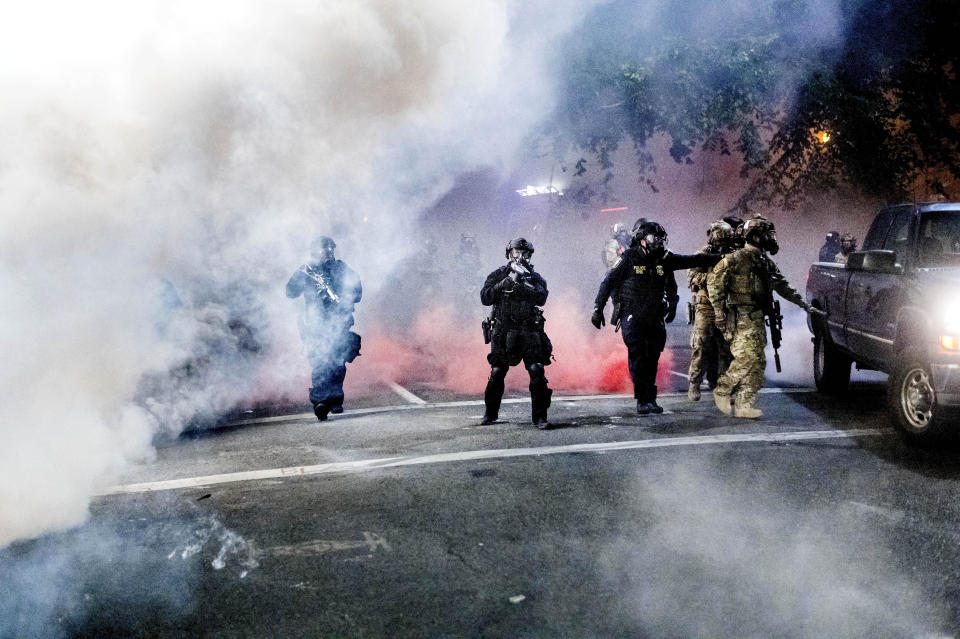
[310,238,336,263]
[761,231,779,255]
[641,233,665,256]
[509,248,532,264]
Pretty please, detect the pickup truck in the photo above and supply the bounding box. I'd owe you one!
[806,202,960,444]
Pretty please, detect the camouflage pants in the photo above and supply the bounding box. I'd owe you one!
[715,306,766,405]
[688,304,731,388]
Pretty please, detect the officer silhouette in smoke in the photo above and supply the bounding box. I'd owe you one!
[286,236,362,421]
[819,231,841,262]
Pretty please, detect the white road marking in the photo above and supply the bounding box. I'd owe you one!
[264,532,391,557]
[669,370,690,380]
[101,427,886,496]
[387,382,426,404]
[228,387,816,426]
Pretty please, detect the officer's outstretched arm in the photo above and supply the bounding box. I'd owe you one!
[769,262,808,310]
[666,252,722,271]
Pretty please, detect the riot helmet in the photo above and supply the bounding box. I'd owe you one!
[721,216,745,249]
[743,215,779,255]
[310,236,336,263]
[505,237,534,261]
[635,220,668,255]
[630,217,650,237]
[723,215,744,231]
[707,220,735,252]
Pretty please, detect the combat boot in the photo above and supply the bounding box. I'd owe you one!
[480,413,498,425]
[733,400,762,419]
[713,392,732,415]
[313,402,330,421]
[636,400,652,415]
[688,384,701,401]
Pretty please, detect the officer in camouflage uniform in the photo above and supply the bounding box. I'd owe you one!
[592,221,720,414]
[707,215,816,418]
[686,220,736,401]
[480,237,553,428]
[602,223,632,269]
[835,233,857,263]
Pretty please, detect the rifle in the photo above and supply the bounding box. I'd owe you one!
[764,296,784,373]
[300,265,340,304]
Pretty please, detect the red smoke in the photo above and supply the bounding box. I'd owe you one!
[344,289,677,397]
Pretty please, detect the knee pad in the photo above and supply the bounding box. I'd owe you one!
[489,366,507,381]
[526,363,546,380]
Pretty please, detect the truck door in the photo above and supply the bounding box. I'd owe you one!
[845,208,912,367]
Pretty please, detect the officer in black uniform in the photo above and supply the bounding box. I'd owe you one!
[480,237,553,428]
[591,221,720,414]
[286,236,363,421]
[818,231,841,262]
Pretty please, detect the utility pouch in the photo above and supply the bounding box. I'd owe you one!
[533,307,546,331]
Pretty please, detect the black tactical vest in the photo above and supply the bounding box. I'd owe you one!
[496,289,539,328]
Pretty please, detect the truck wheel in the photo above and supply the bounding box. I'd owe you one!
[887,349,945,446]
[813,330,851,394]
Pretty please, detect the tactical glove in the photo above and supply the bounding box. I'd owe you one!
[664,303,677,323]
[591,308,605,329]
[714,314,727,332]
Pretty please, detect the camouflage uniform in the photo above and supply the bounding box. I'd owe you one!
[707,224,809,417]
[688,246,731,397]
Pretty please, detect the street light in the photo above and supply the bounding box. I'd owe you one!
[516,185,564,197]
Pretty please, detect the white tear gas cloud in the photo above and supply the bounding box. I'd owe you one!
[0,0,874,550]
[0,0,599,547]
[598,456,949,637]
[0,508,257,637]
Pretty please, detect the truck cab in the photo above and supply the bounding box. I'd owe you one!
[806,203,960,444]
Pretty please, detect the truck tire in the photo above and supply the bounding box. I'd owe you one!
[813,330,851,394]
[887,349,946,446]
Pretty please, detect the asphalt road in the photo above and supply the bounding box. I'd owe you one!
[5,341,960,638]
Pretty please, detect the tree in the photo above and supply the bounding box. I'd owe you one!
[545,0,960,210]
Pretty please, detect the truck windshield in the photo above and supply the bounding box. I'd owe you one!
[917,210,960,267]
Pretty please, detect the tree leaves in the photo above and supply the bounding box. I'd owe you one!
[546,0,960,210]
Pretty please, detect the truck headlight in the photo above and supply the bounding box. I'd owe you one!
[946,301,960,327]
[940,301,960,349]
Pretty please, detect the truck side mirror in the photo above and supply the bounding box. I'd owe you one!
[849,250,901,273]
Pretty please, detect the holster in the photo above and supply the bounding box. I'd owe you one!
[481,317,494,344]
